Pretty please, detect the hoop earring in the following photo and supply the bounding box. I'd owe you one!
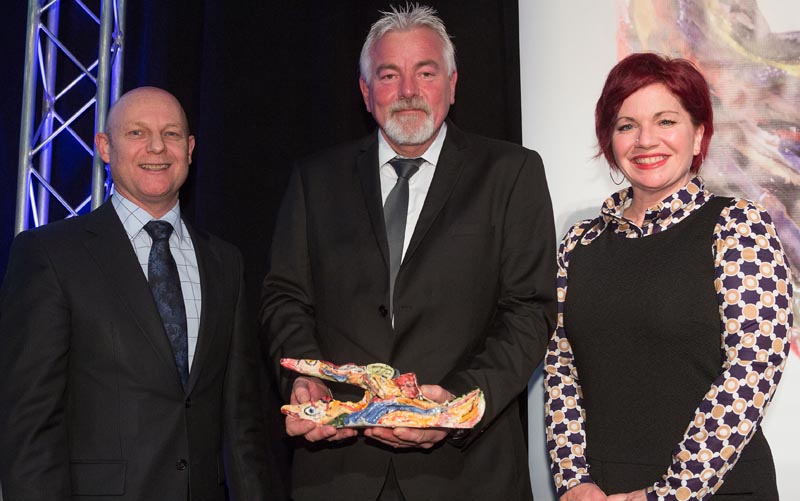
[609,168,625,186]
[695,152,705,170]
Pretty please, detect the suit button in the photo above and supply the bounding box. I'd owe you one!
[378,305,388,317]
[185,398,191,408]
[176,459,187,471]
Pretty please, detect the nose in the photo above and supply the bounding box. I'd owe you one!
[146,133,166,153]
[399,74,419,98]
[636,124,658,148]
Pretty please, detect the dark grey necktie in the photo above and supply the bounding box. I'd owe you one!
[144,220,189,390]
[384,157,423,316]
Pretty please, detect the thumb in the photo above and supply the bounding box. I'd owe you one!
[420,384,454,403]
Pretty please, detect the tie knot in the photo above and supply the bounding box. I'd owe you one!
[144,220,174,242]
[389,157,423,180]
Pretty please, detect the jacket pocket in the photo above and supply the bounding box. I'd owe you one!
[70,460,126,495]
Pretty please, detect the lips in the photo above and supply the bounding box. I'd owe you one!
[632,155,669,169]
[139,163,170,171]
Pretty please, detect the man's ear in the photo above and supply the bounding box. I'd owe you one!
[359,77,372,113]
[95,132,111,163]
[449,70,458,104]
[188,134,196,164]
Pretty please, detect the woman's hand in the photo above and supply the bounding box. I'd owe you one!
[560,483,607,501]
[607,489,646,501]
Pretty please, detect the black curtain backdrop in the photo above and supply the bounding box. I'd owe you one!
[1,1,522,497]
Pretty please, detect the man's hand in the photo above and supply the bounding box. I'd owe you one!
[363,384,454,449]
[285,376,358,442]
[607,489,646,501]
[560,483,607,501]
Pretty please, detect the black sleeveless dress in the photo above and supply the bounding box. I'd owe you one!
[565,196,778,499]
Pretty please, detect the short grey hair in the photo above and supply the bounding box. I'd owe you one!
[359,3,456,84]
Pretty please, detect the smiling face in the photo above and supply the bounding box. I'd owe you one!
[612,83,705,207]
[359,27,457,157]
[95,87,195,218]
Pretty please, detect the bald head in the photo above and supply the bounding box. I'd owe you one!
[105,87,190,140]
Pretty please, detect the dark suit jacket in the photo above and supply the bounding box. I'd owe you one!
[0,201,268,500]
[261,123,557,500]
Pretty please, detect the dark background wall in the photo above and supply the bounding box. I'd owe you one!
[1,1,521,496]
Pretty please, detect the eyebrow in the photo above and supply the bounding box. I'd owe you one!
[374,59,441,74]
[375,63,400,74]
[414,59,440,70]
[126,121,185,130]
[615,110,680,122]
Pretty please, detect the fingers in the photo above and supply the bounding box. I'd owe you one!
[285,416,358,442]
[285,415,318,437]
[304,425,357,443]
[393,426,449,448]
[606,489,645,501]
[364,426,449,449]
[419,384,454,404]
[290,376,331,404]
[560,482,607,501]
[287,377,352,442]
[287,417,449,448]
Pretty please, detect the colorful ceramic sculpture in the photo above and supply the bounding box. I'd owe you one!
[280,358,485,429]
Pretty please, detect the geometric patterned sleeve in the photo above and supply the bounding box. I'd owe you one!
[544,219,598,497]
[648,198,794,501]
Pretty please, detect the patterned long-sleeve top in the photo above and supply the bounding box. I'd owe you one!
[544,177,794,500]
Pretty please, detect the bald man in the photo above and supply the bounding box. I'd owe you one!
[0,87,268,500]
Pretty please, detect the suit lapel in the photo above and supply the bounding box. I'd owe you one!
[184,224,220,395]
[83,202,183,392]
[404,123,468,263]
[356,135,390,268]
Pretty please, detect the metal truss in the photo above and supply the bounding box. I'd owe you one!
[15,0,126,234]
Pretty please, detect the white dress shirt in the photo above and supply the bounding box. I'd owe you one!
[112,194,202,370]
[378,122,447,260]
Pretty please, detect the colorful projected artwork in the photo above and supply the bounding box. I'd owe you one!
[280,358,485,428]
[618,0,800,357]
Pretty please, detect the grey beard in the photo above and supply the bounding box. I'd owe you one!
[383,112,436,146]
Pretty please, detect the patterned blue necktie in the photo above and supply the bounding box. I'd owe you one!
[144,220,189,390]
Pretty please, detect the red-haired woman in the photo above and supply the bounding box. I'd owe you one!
[545,52,793,501]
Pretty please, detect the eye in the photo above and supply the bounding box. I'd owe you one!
[126,129,143,137]
[420,71,436,79]
[616,123,634,132]
[164,131,183,139]
[303,406,319,416]
[379,73,398,81]
[658,119,676,127]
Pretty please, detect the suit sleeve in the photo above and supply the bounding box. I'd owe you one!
[440,149,558,439]
[222,249,270,499]
[260,167,323,399]
[0,231,72,500]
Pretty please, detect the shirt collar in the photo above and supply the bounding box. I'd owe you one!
[590,176,711,240]
[378,121,448,168]
[112,193,184,241]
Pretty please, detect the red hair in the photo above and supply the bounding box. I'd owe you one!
[595,52,713,173]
